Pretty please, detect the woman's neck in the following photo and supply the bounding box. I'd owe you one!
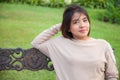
[74,36,90,41]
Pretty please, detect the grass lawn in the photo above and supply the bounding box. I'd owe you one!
[0,3,120,80]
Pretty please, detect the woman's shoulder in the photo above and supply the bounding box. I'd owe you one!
[97,39,106,42]
[94,38,111,47]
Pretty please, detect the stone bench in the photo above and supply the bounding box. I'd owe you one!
[0,48,54,71]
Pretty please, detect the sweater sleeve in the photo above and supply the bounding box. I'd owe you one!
[31,23,61,57]
[105,43,119,80]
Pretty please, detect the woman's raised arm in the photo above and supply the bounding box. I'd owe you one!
[31,23,61,48]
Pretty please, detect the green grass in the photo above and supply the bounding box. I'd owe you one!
[0,3,120,80]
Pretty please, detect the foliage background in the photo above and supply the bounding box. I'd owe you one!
[0,0,120,24]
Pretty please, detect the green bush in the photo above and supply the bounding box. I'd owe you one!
[0,0,108,8]
[73,0,107,9]
[46,0,65,8]
[99,0,120,24]
[0,0,66,8]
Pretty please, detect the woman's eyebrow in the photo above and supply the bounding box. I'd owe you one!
[72,17,87,22]
[82,17,87,20]
[72,18,79,21]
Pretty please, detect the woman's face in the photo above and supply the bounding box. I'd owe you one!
[69,12,90,40]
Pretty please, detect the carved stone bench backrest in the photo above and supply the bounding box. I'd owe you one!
[0,48,54,71]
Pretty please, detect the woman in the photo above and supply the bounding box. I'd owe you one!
[31,4,118,80]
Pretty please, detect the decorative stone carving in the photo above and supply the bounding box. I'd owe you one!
[0,48,54,71]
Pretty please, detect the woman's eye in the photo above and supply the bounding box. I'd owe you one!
[83,19,88,22]
[73,21,78,24]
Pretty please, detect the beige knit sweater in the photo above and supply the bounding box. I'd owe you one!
[31,24,119,80]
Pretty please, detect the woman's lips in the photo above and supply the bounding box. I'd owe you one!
[79,30,85,32]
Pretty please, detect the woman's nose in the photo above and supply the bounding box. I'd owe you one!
[79,22,84,28]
